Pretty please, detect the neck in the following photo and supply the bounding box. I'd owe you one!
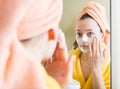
[80,52,89,61]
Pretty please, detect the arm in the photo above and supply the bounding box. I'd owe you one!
[88,37,106,89]
[91,67,106,89]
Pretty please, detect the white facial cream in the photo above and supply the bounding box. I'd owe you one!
[76,33,93,53]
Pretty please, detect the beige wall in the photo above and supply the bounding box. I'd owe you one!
[60,0,110,51]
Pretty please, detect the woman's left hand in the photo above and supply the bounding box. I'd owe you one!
[88,37,106,71]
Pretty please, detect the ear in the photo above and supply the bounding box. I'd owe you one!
[48,28,55,41]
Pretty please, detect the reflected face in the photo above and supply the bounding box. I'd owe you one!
[75,18,103,53]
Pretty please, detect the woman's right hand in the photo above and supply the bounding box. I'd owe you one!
[45,30,76,88]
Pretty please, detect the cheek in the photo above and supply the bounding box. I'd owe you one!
[76,38,83,45]
[94,33,103,41]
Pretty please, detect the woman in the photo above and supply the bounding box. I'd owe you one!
[0,0,74,89]
[69,1,110,89]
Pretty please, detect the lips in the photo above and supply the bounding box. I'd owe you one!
[81,45,89,48]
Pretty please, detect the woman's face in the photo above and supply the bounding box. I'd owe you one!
[21,28,58,62]
[75,18,103,53]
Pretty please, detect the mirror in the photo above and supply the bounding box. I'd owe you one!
[60,0,111,89]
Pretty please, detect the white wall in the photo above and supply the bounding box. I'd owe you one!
[111,0,120,89]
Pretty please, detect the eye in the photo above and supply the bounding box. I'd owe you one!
[87,32,94,37]
[76,32,82,37]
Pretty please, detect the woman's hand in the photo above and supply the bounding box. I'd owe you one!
[45,30,75,88]
[88,37,106,71]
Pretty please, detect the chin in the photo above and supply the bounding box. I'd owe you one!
[80,48,88,53]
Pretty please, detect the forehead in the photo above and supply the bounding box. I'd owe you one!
[76,18,100,32]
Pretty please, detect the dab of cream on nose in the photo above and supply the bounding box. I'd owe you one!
[82,34,89,41]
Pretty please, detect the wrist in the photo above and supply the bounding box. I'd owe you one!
[91,66,102,74]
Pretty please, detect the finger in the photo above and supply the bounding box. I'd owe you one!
[99,40,102,57]
[88,44,93,66]
[53,29,68,61]
[67,55,76,64]
[88,43,92,57]
[93,37,96,56]
[58,29,68,60]
[103,48,106,59]
[97,38,100,57]
[45,58,52,68]
[66,55,76,81]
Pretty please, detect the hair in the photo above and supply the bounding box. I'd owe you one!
[73,13,102,49]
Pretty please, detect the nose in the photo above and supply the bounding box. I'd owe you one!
[82,34,88,42]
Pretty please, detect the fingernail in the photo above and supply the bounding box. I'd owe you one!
[58,29,64,41]
[59,41,64,48]
[58,30,66,48]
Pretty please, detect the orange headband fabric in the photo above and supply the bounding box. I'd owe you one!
[74,1,110,45]
[17,0,63,40]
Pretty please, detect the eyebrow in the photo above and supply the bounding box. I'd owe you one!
[76,29,92,32]
[85,29,92,31]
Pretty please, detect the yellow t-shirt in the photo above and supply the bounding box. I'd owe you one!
[69,48,110,89]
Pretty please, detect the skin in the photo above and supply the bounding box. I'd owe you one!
[76,18,106,89]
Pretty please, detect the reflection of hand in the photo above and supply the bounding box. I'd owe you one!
[45,30,75,88]
[88,37,106,71]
